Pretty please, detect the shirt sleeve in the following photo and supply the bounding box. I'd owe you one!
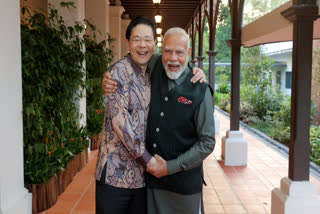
[166,87,216,175]
[105,64,152,166]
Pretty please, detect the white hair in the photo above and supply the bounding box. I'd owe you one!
[163,27,190,49]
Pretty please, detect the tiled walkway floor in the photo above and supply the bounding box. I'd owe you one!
[41,111,320,214]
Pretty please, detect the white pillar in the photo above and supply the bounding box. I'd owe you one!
[48,0,87,127]
[221,130,248,166]
[85,0,110,43]
[271,177,320,214]
[20,0,48,16]
[121,14,131,58]
[214,112,220,134]
[0,0,32,213]
[109,5,125,62]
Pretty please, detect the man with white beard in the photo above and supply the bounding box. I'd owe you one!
[144,27,216,214]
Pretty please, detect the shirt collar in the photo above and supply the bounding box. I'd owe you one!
[125,54,151,75]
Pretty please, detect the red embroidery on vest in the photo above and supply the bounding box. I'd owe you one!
[177,96,192,105]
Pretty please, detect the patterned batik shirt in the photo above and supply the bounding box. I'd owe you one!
[95,55,152,189]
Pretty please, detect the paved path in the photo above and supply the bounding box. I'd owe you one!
[41,111,320,214]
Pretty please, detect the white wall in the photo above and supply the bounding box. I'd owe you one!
[109,5,125,62]
[0,0,32,213]
[85,0,110,43]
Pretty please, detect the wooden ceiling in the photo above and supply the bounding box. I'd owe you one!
[118,0,201,35]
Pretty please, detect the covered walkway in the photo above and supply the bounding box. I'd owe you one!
[40,110,320,214]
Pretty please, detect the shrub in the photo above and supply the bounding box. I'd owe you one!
[85,35,113,136]
[22,4,90,184]
[241,85,284,119]
[215,92,230,112]
[217,74,230,94]
[240,101,258,124]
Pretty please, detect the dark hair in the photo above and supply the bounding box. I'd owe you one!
[126,16,156,40]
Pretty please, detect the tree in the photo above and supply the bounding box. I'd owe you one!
[240,46,283,118]
[242,0,287,25]
[215,1,231,62]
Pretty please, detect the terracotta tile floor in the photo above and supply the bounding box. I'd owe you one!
[41,111,320,214]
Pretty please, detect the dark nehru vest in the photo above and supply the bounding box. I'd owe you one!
[146,58,208,195]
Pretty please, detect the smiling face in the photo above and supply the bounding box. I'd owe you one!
[162,33,191,79]
[128,24,156,72]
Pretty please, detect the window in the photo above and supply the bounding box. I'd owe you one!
[285,71,292,89]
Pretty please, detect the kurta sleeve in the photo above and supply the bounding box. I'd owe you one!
[166,87,216,175]
[106,64,152,166]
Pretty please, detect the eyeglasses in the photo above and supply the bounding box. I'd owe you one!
[130,37,154,44]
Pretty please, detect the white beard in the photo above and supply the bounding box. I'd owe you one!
[163,60,188,80]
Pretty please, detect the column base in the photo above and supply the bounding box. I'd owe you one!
[221,130,247,166]
[0,188,32,214]
[271,177,320,214]
[214,112,220,134]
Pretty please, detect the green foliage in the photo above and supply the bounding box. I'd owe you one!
[194,1,231,63]
[203,19,210,62]
[269,96,291,126]
[241,46,274,88]
[214,92,230,112]
[240,84,284,119]
[85,35,113,136]
[215,66,231,82]
[203,65,209,81]
[240,46,282,118]
[215,1,231,62]
[21,5,89,184]
[248,119,272,135]
[312,46,320,125]
[217,74,230,94]
[268,122,291,145]
[242,0,287,25]
[239,101,258,124]
[310,126,320,165]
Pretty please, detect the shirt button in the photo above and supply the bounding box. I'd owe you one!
[160,112,164,117]
[156,128,160,132]
[164,97,168,101]
[153,143,157,148]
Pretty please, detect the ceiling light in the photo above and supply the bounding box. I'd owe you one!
[156,28,162,34]
[157,43,162,47]
[155,15,162,23]
[153,0,161,4]
[157,36,162,42]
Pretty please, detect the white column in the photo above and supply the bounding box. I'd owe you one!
[271,177,320,214]
[221,130,248,166]
[85,0,110,43]
[0,0,32,213]
[48,0,87,127]
[121,14,131,58]
[214,112,220,134]
[20,0,48,15]
[109,5,125,62]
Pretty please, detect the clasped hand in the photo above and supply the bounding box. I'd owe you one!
[146,154,168,178]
